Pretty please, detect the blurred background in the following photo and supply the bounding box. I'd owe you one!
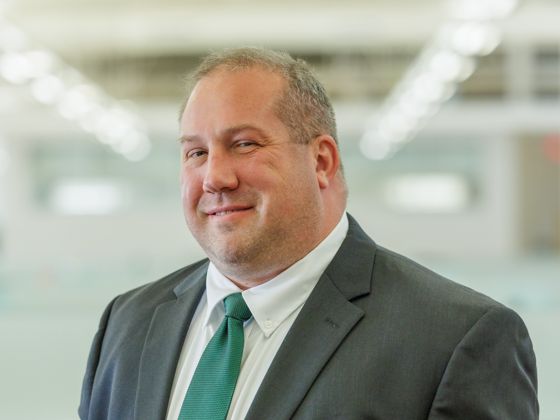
[0,0,558,418]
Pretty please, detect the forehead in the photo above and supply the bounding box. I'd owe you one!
[181,67,286,127]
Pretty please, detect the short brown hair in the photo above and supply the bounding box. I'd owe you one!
[182,47,337,145]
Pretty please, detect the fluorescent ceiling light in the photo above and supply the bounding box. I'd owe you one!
[57,84,101,120]
[122,139,152,162]
[447,22,501,56]
[360,135,397,161]
[360,0,517,161]
[30,75,65,104]
[0,52,32,84]
[430,51,475,82]
[0,18,151,161]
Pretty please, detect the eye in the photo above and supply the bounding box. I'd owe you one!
[185,148,207,160]
[237,140,253,147]
[234,140,259,152]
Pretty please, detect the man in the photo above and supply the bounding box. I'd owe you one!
[79,48,538,420]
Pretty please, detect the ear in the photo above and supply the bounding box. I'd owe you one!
[312,135,340,189]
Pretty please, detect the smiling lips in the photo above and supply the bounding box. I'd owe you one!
[206,206,253,217]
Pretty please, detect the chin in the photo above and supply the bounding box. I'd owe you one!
[208,240,257,267]
[210,252,249,270]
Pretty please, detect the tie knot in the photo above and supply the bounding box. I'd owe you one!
[223,293,252,322]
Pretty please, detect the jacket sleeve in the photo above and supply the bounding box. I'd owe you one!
[428,306,538,419]
[78,296,119,420]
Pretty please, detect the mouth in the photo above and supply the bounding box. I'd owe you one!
[206,206,253,217]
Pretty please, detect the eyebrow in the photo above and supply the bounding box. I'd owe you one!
[178,134,200,144]
[178,124,269,144]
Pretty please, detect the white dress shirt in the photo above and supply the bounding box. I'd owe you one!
[166,213,349,420]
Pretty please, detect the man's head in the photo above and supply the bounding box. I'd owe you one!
[179,47,347,288]
[181,47,338,148]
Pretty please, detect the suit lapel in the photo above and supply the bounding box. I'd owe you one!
[134,263,207,420]
[246,215,376,420]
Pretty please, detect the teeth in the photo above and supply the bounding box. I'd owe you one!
[215,210,236,216]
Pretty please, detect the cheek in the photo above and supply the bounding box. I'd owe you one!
[261,171,307,210]
[180,172,201,210]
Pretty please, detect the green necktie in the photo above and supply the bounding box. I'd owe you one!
[178,293,252,420]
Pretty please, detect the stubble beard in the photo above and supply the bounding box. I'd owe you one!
[192,210,316,281]
[200,218,282,268]
[187,180,323,282]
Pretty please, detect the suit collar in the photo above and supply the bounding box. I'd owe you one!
[246,214,376,419]
[134,262,207,420]
[325,213,376,300]
[173,260,209,297]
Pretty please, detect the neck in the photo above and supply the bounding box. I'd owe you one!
[212,244,316,290]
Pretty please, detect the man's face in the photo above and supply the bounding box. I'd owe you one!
[179,67,324,280]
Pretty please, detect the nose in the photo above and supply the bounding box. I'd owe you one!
[202,150,239,193]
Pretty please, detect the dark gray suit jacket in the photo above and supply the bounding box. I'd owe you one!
[79,215,538,419]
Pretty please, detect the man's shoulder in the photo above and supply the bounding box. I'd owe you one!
[371,245,509,321]
[110,259,208,316]
[344,216,503,313]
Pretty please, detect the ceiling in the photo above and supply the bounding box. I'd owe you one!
[0,0,558,148]
[4,0,559,54]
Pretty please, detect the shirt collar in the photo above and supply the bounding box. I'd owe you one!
[204,213,349,337]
